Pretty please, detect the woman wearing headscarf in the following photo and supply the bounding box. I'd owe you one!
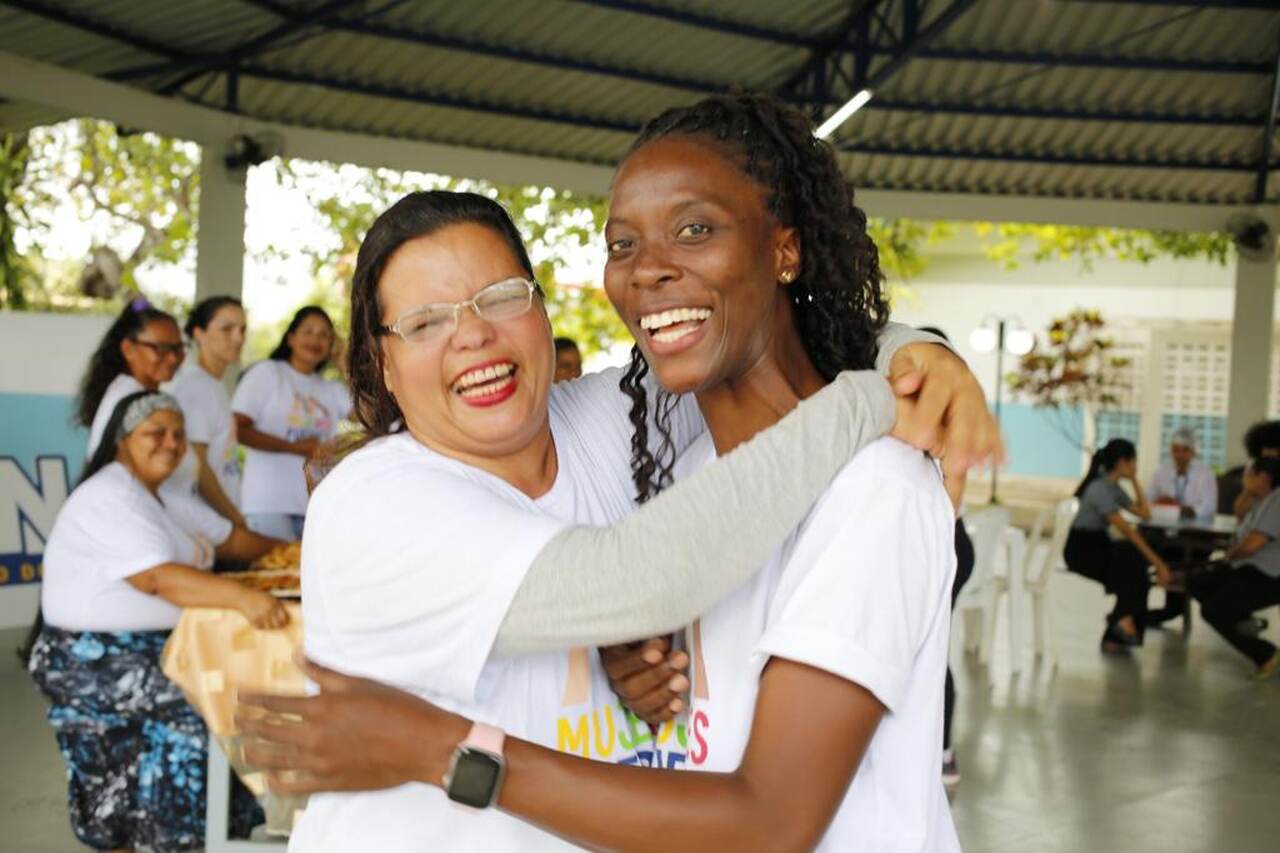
[26,391,288,851]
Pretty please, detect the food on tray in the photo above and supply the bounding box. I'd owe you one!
[252,541,302,571]
[229,569,301,597]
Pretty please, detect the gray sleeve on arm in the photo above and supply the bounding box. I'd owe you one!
[492,370,895,656]
[874,322,956,376]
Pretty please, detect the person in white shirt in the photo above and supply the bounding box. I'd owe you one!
[241,95,985,851]
[79,299,239,545]
[1148,427,1218,521]
[232,306,352,540]
[25,391,288,852]
[1146,427,1219,627]
[167,296,249,527]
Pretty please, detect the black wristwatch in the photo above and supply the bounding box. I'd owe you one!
[443,722,506,809]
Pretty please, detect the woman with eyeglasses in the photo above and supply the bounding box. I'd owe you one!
[77,299,233,546]
[239,178,993,851]
[232,306,351,540]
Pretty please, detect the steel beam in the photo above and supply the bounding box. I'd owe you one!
[1256,46,1280,203]
[841,140,1265,172]
[240,65,640,135]
[1061,1,1280,10]
[781,0,979,128]
[107,0,363,91]
[564,0,810,47]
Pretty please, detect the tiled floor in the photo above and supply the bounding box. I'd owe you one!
[3,570,1279,852]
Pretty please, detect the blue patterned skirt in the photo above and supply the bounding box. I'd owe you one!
[27,625,262,852]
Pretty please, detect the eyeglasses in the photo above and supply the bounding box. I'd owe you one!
[131,339,187,357]
[379,277,541,344]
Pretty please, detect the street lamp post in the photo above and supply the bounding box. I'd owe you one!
[969,316,1034,504]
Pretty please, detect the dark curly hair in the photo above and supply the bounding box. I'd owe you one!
[74,300,178,429]
[617,91,889,503]
[348,190,538,438]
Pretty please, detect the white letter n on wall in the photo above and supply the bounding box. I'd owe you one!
[0,457,70,558]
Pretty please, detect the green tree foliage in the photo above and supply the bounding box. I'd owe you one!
[867,217,954,283]
[1007,309,1132,450]
[256,159,629,360]
[0,131,33,309]
[5,120,200,312]
[973,222,1231,271]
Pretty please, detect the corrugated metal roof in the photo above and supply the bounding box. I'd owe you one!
[1,0,1277,205]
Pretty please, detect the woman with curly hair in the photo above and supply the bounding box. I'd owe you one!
[242,93,973,851]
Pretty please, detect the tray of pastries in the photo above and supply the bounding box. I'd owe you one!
[252,541,301,572]
[227,543,302,597]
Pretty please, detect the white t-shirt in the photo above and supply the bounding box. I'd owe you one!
[292,367,703,853]
[677,433,961,852]
[40,462,216,633]
[167,362,242,506]
[231,360,351,516]
[87,373,233,546]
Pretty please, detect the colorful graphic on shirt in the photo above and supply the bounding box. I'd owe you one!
[219,419,240,480]
[555,645,691,769]
[555,700,693,769]
[283,395,335,443]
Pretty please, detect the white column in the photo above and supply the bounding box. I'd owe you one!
[1225,235,1279,467]
[195,144,248,303]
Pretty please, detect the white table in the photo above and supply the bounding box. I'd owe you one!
[206,739,287,852]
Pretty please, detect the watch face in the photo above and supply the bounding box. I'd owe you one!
[446,748,504,808]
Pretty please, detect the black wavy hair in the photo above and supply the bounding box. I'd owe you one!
[74,300,178,428]
[269,305,335,373]
[1075,438,1137,497]
[617,92,889,502]
[1245,420,1280,460]
[348,190,538,438]
[185,295,243,338]
[19,390,179,666]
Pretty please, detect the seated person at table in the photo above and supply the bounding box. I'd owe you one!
[1146,427,1218,628]
[1222,420,1280,518]
[24,391,289,851]
[1064,439,1172,652]
[1189,456,1280,680]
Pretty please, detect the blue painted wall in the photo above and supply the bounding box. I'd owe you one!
[0,393,86,586]
[999,402,1085,478]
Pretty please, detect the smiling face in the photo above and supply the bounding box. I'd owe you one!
[287,313,334,374]
[376,223,554,461]
[604,136,800,396]
[194,304,247,372]
[121,317,184,388]
[116,408,186,490]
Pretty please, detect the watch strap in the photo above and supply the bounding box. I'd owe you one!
[463,721,505,756]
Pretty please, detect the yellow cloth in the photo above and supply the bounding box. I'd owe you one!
[162,605,307,831]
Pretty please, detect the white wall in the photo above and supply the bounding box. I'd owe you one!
[890,246,1242,401]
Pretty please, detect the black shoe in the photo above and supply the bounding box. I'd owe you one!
[1101,626,1136,653]
[1145,610,1180,629]
[1237,617,1269,637]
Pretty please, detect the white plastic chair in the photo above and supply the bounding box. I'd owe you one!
[956,507,1012,667]
[1020,497,1079,658]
